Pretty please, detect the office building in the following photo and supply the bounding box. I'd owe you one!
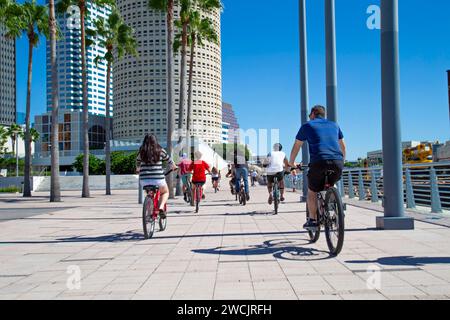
[0,25,16,126]
[114,1,223,145]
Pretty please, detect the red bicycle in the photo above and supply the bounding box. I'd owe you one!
[193,182,205,213]
[142,170,174,239]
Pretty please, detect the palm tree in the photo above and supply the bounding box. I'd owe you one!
[48,0,61,202]
[148,0,175,198]
[2,0,49,197]
[178,5,219,151]
[56,0,115,198]
[90,9,137,196]
[0,126,8,155]
[6,124,22,157]
[174,0,221,150]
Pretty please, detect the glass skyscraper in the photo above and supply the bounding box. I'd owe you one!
[46,1,113,116]
[0,25,16,126]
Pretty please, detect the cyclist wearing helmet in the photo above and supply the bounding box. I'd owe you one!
[264,143,290,205]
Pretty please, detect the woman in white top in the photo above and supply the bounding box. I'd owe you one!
[264,143,290,205]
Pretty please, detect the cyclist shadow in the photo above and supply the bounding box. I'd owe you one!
[192,238,333,261]
[58,230,145,243]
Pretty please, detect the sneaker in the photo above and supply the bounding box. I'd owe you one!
[303,219,318,231]
[246,193,250,201]
[280,196,285,202]
[159,209,167,219]
[268,195,273,205]
[183,193,187,202]
[202,194,206,200]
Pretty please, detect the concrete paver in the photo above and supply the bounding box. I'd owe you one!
[1,185,450,300]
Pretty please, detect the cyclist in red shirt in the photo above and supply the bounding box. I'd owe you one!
[189,151,211,202]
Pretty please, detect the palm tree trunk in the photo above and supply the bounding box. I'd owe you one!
[105,59,112,196]
[23,35,33,197]
[166,0,175,199]
[49,0,61,202]
[177,22,188,144]
[186,37,195,153]
[11,136,15,156]
[80,4,90,198]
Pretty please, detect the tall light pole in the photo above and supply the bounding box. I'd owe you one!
[15,132,19,177]
[325,0,338,123]
[377,0,414,230]
[299,0,310,202]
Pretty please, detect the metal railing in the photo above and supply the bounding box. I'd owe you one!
[342,162,450,214]
[283,162,450,214]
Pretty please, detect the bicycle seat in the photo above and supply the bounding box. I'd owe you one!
[143,185,160,192]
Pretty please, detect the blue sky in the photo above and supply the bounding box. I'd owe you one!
[16,0,450,160]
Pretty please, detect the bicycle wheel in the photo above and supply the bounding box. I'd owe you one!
[324,187,345,256]
[142,196,156,239]
[273,184,279,215]
[159,216,167,231]
[195,187,201,213]
[306,204,320,243]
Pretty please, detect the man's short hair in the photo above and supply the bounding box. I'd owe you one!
[273,143,283,151]
[310,105,326,118]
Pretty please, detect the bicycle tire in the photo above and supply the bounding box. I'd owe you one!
[324,187,345,256]
[159,216,167,231]
[306,203,320,243]
[142,196,155,239]
[195,187,201,213]
[273,183,279,215]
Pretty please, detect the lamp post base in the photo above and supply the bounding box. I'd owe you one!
[376,216,415,230]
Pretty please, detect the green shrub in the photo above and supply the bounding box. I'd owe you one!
[73,154,106,175]
[0,186,21,193]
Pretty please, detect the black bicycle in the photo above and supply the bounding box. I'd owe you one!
[238,177,247,206]
[298,165,345,256]
[272,172,290,215]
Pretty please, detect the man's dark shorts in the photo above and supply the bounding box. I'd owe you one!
[308,160,344,193]
[267,172,285,185]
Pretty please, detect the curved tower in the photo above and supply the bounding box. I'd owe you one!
[114,0,222,145]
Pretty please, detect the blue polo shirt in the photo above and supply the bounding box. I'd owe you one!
[296,117,344,164]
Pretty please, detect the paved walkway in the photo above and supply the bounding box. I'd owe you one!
[1,184,450,300]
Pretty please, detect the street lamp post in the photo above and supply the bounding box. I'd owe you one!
[325,0,339,123]
[15,133,19,177]
[377,0,414,230]
[299,0,310,202]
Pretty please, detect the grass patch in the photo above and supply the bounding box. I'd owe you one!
[0,186,21,193]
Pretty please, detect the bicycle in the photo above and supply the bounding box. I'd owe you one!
[297,165,345,256]
[193,182,205,213]
[237,177,247,206]
[272,172,289,215]
[142,170,174,239]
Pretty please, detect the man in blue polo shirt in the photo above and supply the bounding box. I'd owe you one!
[289,105,347,230]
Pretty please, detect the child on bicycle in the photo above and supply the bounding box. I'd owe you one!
[211,167,221,191]
[136,134,177,218]
[189,151,211,203]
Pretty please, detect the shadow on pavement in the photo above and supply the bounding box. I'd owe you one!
[346,256,450,267]
[192,238,333,261]
[0,228,379,245]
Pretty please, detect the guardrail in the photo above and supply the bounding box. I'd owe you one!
[283,162,450,214]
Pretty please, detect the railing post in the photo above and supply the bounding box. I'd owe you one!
[370,169,379,203]
[358,170,366,200]
[337,177,344,198]
[348,171,355,199]
[430,168,443,214]
[405,168,416,209]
